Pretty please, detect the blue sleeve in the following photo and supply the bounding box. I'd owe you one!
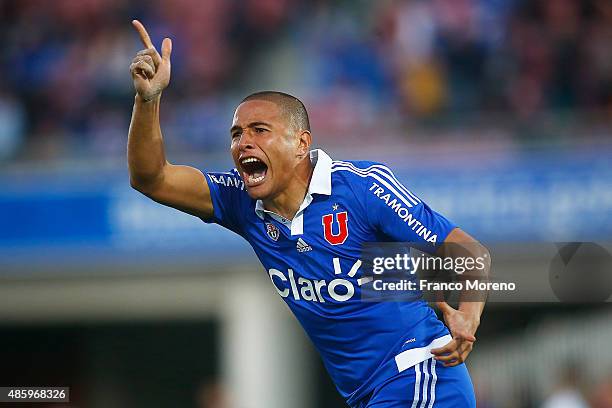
[201,169,249,236]
[364,164,456,254]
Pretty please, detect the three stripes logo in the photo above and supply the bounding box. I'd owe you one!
[296,238,312,253]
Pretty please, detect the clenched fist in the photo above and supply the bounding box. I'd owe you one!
[130,20,172,101]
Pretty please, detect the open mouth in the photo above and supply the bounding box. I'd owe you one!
[240,157,268,186]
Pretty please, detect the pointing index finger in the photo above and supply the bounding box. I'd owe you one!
[132,19,154,49]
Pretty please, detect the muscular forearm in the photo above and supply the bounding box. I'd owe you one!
[128,94,167,190]
[126,21,212,217]
[431,238,489,366]
[437,229,490,329]
[457,243,490,324]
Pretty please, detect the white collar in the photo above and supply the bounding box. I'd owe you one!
[255,149,332,221]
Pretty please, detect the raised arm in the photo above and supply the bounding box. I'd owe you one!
[128,20,213,219]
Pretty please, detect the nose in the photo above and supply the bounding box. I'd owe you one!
[237,129,255,151]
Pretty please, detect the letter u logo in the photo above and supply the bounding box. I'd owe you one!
[322,211,349,245]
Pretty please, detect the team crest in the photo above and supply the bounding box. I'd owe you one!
[322,211,349,245]
[265,222,280,241]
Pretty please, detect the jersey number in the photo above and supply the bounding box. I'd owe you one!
[322,211,349,245]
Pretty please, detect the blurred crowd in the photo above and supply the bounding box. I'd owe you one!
[0,0,611,162]
[472,363,612,408]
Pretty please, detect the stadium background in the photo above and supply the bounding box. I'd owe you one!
[1,0,612,407]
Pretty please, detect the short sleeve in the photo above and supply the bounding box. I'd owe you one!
[202,169,249,235]
[364,164,456,254]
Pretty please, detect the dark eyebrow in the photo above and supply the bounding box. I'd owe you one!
[230,121,272,134]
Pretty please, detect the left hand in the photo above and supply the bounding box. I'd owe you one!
[130,20,172,102]
[430,301,479,367]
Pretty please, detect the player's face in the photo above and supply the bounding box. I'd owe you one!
[230,100,301,200]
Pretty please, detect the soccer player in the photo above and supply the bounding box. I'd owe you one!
[128,20,490,407]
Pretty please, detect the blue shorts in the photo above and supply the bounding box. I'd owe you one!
[355,358,476,408]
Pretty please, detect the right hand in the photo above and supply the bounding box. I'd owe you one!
[431,301,478,367]
[130,20,172,101]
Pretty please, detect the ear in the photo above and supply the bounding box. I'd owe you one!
[296,130,312,159]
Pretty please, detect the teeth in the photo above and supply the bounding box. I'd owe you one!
[248,174,265,183]
[241,157,261,165]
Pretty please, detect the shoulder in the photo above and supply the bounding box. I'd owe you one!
[205,168,255,211]
[331,159,422,207]
[330,159,386,181]
[206,168,247,191]
[203,168,256,231]
[330,160,401,189]
[330,160,392,206]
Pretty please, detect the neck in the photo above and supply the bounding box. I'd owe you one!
[263,157,314,220]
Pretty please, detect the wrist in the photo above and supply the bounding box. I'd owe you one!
[135,92,161,104]
[459,305,481,325]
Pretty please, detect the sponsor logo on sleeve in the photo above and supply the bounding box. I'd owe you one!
[369,182,438,244]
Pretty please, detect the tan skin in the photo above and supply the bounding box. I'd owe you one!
[229,100,313,220]
[128,20,488,368]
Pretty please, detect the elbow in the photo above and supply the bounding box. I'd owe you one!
[476,243,492,274]
[129,177,144,192]
[128,162,168,195]
[129,175,155,196]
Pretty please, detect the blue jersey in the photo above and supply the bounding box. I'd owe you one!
[203,149,457,406]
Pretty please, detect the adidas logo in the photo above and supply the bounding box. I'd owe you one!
[296,238,312,253]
